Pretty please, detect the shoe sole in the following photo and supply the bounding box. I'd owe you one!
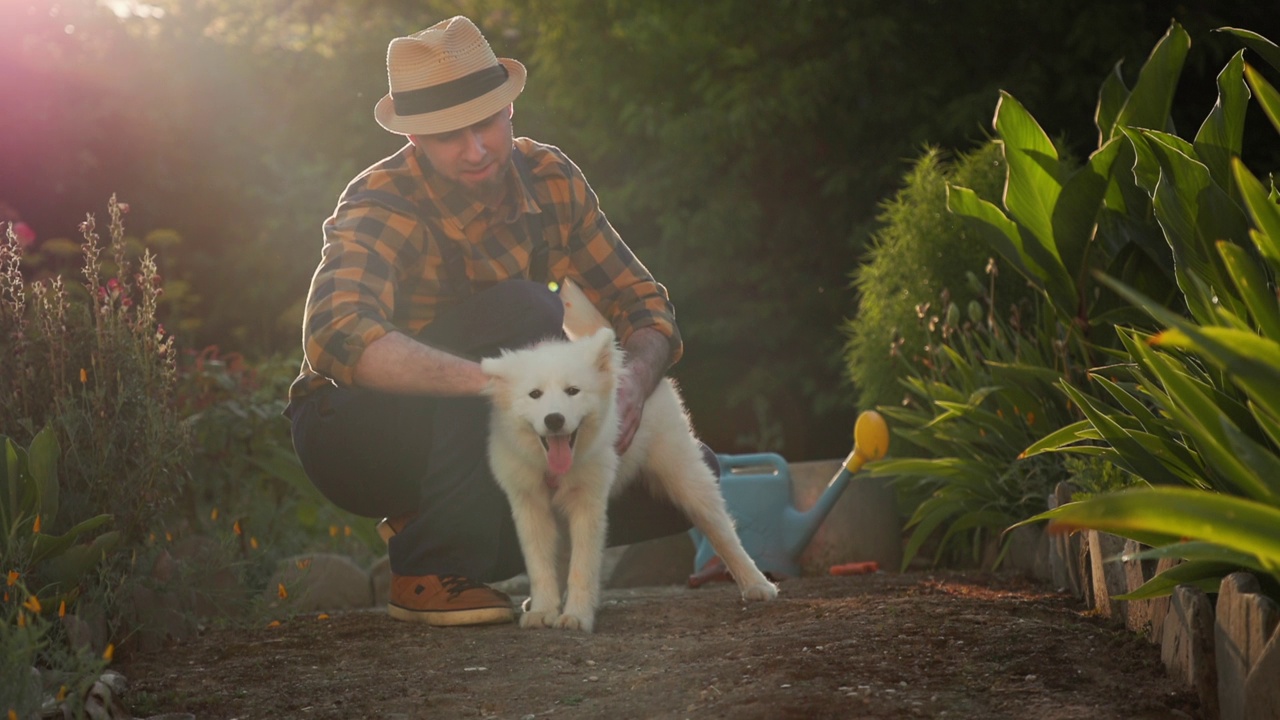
[387,602,514,626]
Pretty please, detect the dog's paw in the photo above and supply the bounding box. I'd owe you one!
[519,609,558,629]
[742,581,779,602]
[552,612,594,633]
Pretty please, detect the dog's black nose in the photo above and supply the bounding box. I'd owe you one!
[544,413,565,432]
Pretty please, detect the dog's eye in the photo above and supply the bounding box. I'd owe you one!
[528,389,543,399]
[565,386,580,396]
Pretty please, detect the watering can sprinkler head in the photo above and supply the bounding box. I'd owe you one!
[845,410,889,473]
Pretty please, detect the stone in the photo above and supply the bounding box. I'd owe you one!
[790,459,902,575]
[1161,584,1218,718]
[1120,539,1155,636]
[1004,524,1052,582]
[369,555,391,607]
[1146,557,1180,645]
[267,553,373,612]
[1243,624,1280,720]
[1088,531,1128,622]
[1052,482,1085,598]
[1215,572,1279,720]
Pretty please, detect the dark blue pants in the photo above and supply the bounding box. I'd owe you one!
[290,280,704,581]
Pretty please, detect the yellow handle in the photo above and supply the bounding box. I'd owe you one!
[843,410,890,473]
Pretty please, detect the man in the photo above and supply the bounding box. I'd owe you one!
[287,16,710,627]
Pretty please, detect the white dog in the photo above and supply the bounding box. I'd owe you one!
[480,281,777,632]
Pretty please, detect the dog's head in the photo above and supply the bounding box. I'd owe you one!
[481,328,621,476]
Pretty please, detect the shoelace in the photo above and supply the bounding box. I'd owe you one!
[439,575,488,598]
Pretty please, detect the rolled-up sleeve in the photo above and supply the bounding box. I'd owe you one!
[302,202,424,387]
[559,157,684,365]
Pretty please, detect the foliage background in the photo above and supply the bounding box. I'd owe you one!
[2,0,1278,460]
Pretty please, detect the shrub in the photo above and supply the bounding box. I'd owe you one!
[844,140,1029,411]
[1,196,190,545]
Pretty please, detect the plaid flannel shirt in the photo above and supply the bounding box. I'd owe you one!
[288,137,682,405]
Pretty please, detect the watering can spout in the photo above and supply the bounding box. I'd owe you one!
[782,410,890,560]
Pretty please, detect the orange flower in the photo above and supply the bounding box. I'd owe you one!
[79,368,87,384]
[343,525,352,537]
[210,508,219,522]
[57,686,68,702]
[277,583,288,600]
[233,520,242,536]
[17,613,26,628]
[103,644,114,662]
[267,620,281,628]
[317,613,330,621]
[328,525,338,538]
[32,515,41,534]
[250,537,259,550]
[164,531,173,542]
[6,570,17,587]
[22,595,41,614]
[1026,411,1036,424]
[295,558,311,570]
[58,600,66,618]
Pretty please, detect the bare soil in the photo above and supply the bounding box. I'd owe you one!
[119,571,1200,720]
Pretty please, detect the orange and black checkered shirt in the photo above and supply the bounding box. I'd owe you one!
[288,137,682,405]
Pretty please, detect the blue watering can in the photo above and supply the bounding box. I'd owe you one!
[690,410,890,579]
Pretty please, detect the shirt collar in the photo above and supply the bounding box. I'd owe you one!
[410,144,542,230]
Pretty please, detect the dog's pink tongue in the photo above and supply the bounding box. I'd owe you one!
[545,434,574,476]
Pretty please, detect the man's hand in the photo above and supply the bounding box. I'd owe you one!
[615,327,671,453]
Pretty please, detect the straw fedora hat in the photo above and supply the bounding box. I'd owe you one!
[374,16,527,136]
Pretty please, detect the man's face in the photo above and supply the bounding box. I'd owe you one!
[411,105,514,203]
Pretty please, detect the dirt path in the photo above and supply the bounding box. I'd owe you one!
[120,571,1200,719]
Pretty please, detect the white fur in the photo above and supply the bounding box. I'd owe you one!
[480,281,777,632]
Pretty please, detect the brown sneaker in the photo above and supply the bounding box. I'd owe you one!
[375,513,416,544]
[387,574,514,626]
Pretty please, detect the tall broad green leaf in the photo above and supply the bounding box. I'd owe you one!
[946,184,1040,282]
[1217,240,1280,340]
[1244,64,1280,138]
[1193,50,1249,192]
[1095,61,1129,145]
[1052,137,1123,287]
[1134,130,1250,314]
[993,93,1074,312]
[1218,27,1280,75]
[27,426,59,527]
[1233,158,1280,263]
[1026,486,1280,573]
[1113,22,1190,136]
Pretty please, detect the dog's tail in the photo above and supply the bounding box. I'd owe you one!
[558,278,611,339]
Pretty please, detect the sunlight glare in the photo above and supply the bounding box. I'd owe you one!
[99,0,164,19]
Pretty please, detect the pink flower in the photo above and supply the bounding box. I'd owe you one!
[12,222,35,249]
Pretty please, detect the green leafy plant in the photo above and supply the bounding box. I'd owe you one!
[1017,28,1280,598]
[946,22,1195,368]
[844,141,1031,411]
[866,264,1081,569]
[2,427,116,720]
[1,197,190,545]
[2,426,119,607]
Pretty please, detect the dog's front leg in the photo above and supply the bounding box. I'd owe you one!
[508,489,562,629]
[554,486,609,632]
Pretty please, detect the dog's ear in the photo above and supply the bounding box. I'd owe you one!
[587,327,618,375]
[479,356,507,395]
